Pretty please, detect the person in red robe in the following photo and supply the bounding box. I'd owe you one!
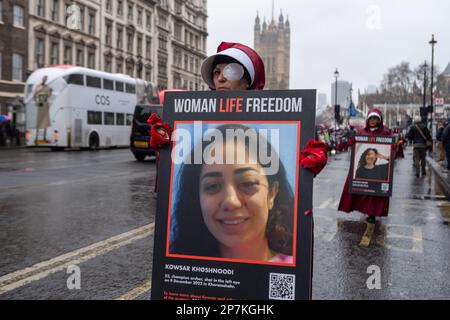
[395,133,405,159]
[338,108,393,224]
[148,42,328,191]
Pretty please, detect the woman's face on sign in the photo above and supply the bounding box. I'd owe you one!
[365,150,377,166]
[213,64,250,91]
[199,141,279,252]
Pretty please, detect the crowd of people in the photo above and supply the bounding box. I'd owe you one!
[315,125,356,155]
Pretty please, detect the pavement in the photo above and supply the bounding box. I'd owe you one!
[426,153,450,197]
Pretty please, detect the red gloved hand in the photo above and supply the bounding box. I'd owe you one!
[147,113,172,151]
[300,140,328,177]
[348,137,355,146]
[147,113,162,126]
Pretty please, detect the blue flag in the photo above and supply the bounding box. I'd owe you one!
[348,101,357,117]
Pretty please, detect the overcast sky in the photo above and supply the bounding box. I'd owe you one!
[207,0,450,104]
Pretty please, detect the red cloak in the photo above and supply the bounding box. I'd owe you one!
[338,109,392,217]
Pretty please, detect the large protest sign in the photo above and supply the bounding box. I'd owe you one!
[349,135,395,197]
[151,90,316,300]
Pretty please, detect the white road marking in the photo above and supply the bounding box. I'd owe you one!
[322,220,339,242]
[378,224,423,253]
[0,223,155,296]
[115,280,152,300]
[0,171,148,195]
[317,197,334,209]
[332,199,340,209]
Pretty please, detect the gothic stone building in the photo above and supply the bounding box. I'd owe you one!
[254,12,290,90]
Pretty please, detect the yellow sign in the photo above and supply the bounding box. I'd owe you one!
[134,141,149,148]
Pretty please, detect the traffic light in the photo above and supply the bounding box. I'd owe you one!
[334,105,340,120]
[420,107,428,118]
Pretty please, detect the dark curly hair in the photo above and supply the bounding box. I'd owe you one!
[169,124,294,259]
[358,148,379,168]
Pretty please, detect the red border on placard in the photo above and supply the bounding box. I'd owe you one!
[165,121,301,267]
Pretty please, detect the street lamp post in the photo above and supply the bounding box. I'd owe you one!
[420,61,428,121]
[429,35,437,139]
[422,61,427,119]
[334,68,339,153]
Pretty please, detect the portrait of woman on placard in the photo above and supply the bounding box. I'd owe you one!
[169,124,295,264]
[354,147,390,181]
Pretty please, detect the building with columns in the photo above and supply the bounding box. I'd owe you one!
[254,11,290,90]
[27,0,208,90]
[28,0,101,72]
[0,0,29,131]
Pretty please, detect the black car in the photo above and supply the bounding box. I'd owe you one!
[130,104,163,161]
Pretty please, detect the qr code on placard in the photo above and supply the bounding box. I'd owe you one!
[269,273,295,300]
[381,183,389,192]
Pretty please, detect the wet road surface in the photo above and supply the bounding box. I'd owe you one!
[312,147,450,299]
[0,148,156,299]
[0,146,449,299]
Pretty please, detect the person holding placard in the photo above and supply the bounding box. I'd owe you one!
[338,109,392,224]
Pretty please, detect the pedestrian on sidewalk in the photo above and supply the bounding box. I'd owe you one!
[338,108,392,224]
[407,116,432,177]
[441,120,450,172]
[436,121,446,163]
[0,122,5,146]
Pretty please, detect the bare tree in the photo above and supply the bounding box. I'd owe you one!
[380,62,414,103]
[413,63,440,98]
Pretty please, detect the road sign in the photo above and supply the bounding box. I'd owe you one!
[435,98,444,106]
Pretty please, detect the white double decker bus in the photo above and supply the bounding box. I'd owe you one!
[24,65,153,150]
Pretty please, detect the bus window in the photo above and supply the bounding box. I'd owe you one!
[116,113,125,126]
[86,76,102,88]
[115,81,124,92]
[87,111,102,125]
[103,79,114,91]
[65,74,84,85]
[26,84,34,98]
[104,112,115,125]
[126,113,133,126]
[126,83,136,94]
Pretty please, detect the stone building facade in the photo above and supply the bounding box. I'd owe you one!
[0,0,28,130]
[254,11,290,90]
[27,0,208,90]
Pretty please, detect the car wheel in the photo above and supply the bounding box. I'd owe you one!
[89,133,100,150]
[134,153,146,161]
